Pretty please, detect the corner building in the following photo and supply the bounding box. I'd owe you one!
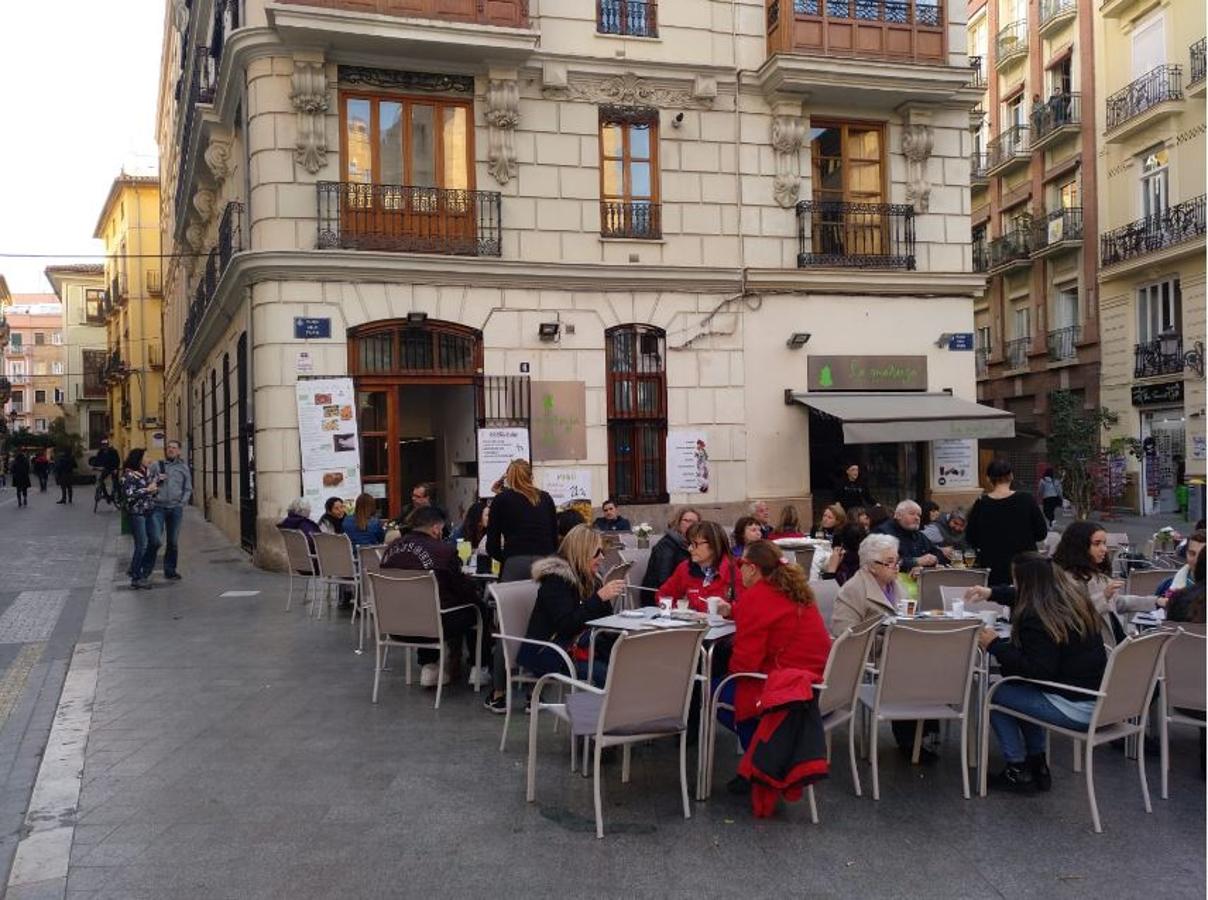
[158,0,1006,567]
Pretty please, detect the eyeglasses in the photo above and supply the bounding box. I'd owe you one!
[872,558,900,568]
[690,540,710,548]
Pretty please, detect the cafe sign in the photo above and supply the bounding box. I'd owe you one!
[807,355,928,392]
[1131,381,1183,406]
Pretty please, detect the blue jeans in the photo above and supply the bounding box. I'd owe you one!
[713,678,758,751]
[129,513,161,582]
[990,682,1088,764]
[154,506,184,576]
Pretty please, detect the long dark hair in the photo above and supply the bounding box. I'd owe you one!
[462,498,489,547]
[732,516,760,549]
[1011,552,1100,645]
[1053,520,1110,580]
[122,448,145,471]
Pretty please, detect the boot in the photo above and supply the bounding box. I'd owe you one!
[987,762,1035,793]
[1027,753,1052,792]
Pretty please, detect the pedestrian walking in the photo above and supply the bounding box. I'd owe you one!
[53,447,76,504]
[11,451,31,508]
[120,448,161,590]
[32,451,50,492]
[1038,468,1063,529]
[150,440,191,581]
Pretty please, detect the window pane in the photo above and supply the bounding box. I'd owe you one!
[603,160,624,197]
[849,128,881,159]
[601,124,623,158]
[359,333,392,373]
[378,102,403,185]
[629,124,651,159]
[630,162,652,198]
[346,98,372,183]
[411,105,436,187]
[849,161,882,196]
[358,390,388,432]
[815,156,843,194]
[810,125,842,158]
[442,106,469,190]
[361,436,389,477]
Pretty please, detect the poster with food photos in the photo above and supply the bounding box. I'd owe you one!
[296,377,363,513]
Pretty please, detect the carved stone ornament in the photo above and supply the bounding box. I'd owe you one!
[171,0,189,34]
[770,114,807,209]
[204,136,232,185]
[337,66,474,95]
[192,188,216,223]
[544,72,713,109]
[291,58,330,175]
[902,123,935,213]
[485,77,520,185]
[185,221,206,255]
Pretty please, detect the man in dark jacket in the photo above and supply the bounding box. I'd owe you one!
[52,448,76,504]
[641,507,701,596]
[835,463,876,511]
[381,507,484,688]
[591,498,631,532]
[88,438,121,504]
[874,500,947,572]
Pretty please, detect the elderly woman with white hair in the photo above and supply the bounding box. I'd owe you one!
[831,533,903,637]
[278,497,321,549]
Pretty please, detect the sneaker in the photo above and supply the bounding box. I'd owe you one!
[419,664,449,688]
[988,763,1036,793]
[165,572,182,581]
[484,694,508,714]
[466,666,492,689]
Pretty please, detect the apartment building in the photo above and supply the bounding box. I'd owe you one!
[93,174,166,459]
[1093,1,1205,515]
[158,0,1007,564]
[45,265,111,453]
[2,298,66,435]
[967,0,1101,479]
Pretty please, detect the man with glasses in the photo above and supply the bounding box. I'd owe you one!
[402,482,449,538]
[591,498,631,532]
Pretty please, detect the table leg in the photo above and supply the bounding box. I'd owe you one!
[695,643,715,801]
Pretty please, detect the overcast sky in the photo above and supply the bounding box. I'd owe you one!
[0,1,164,293]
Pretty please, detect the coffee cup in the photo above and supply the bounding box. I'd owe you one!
[706,596,721,617]
[675,598,689,612]
[950,599,966,618]
[658,596,673,613]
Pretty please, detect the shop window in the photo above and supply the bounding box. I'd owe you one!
[606,325,667,504]
[599,107,661,239]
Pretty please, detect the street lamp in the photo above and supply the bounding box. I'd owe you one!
[1159,331,1205,378]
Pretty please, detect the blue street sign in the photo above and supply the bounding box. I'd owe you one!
[294,317,331,339]
[947,333,975,351]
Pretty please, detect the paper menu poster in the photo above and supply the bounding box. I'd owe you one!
[296,377,363,513]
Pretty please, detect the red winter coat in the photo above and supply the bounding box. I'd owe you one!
[728,579,832,721]
[657,556,740,612]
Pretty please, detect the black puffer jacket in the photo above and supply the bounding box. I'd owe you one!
[987,609,1107,702]
[874,519,946,571]
[642,529,690,593]
[517,556,612,666]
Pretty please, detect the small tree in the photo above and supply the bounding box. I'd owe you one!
[1046,391,1118,520]
[47,417,84,462]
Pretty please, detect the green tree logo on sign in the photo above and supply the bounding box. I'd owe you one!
[818,365,833,388]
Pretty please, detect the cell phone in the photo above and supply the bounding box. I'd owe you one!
[603,561,633,583]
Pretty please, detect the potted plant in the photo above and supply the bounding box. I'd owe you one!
[633,522,653,549]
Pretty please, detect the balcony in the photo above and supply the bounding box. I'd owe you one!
[1047,325,1080,362]
[601,201,662,240]
[975,347,989,378]
[1031,93,1081,151]
[1100,195,1206,270]
[1191,38,1206,94]
[316,183,502,256]
[795,200,916,269]
[183,201,246,351]
[996,21,1028,70]
[970,151,989,187]
[1134,335,1189,379]
[4,343,29,358]
[985,125,1030,177]
[1105,65,1183,139]
[598,0,657,37]
[148,343,165,370]
[145,269,162,297]
[973,240,989,272]
[987,226,1032,273]
[1038,0,1075,35]
[268,0,536,62]
[174,45,218,237]
[765,0,945,62]
[7,374,29,385]
[1004,337,1031,370]
[1031,207,1083,257]
[968,56,986,89]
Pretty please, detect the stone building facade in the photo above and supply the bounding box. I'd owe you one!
[45,265,110,454]
[157,0,1002,566]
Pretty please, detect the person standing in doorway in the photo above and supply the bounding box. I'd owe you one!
[53,447,76,504]
[11,451,31,508]
[33,450,50,493]
[150,440,192,581]
[835,463,876,512]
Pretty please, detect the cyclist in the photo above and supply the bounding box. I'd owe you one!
[89,438,121,506]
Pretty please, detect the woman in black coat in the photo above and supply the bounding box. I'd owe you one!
[10,452,31,508]
[835,463,876,511]
[641,507,701,596]
[964,458,1048,586]
[486,459,558,582]
[53,448,76,504]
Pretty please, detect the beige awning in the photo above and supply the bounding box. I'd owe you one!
[788,391,1016,443]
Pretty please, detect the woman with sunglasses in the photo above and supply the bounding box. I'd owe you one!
[657,520,740,615]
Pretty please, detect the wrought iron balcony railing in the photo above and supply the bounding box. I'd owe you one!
[968,56,986,88]
[316,183,503,256]
[1047,325,1080,362]
[975,347,989,378]
[1106,65,1183,131]
[970,151,989,182]
[1032,207,1083,253]
[1039,0,1076,29]
[795,200,916,269]
[986,125,1030,171]
[988,226,1032,270]
[996,21,1028,65]
[1192,37,1206,85]
[1004,337,1031,370]
[973,240,989,272]
[1032,92,1081,144]
[601,200,662,240]
[598,0,658,37]
[1100,195,1206,267]
[183,201,246,349]
[1134,336,1187,379]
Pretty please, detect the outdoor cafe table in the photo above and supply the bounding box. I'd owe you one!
[585,606,735,800]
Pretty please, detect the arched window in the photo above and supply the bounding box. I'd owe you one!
[222,353,232,503]
[348,319,482,378]
[605,325,667,504]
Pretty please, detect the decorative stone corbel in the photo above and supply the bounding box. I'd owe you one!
[692,75,718,105]
[185,221,206,255]
[899,104,935,214]
[290,53,329,175]
[770,102,807,209]
[192,188,216,223]
[204,133,233,185]
[171,0,189,34]
[485,69,520,185]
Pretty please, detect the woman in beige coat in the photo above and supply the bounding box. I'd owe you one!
[832,533,903,637]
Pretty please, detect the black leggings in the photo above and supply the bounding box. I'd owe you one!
[16,488,27,505]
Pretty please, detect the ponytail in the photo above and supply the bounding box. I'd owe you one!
[743,540,814,606]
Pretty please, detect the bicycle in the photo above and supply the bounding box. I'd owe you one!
[93,468,118,513]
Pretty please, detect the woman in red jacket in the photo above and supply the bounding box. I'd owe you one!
[658,520,740,613]
[716,540,832,751]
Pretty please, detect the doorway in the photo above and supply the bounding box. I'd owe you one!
[1141,407,1184,515]
[808,408,926,509]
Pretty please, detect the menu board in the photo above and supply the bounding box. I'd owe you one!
[667,430,710,494]
[477,427,530,498]
[296,377,363,512]
[930,438,978,489]
[543,468,592,507]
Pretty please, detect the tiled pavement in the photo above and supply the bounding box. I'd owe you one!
[4,503,1204,898]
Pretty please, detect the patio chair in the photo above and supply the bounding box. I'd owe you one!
[278,527,317,612]
[916,568,989,613]
[600,548,625,577]
[312,533,359,621]
[858,619,981,800]
[526,625,707,838]
[808,580,839,631]
[1126,569,1179,598]
[622,548,652,602]
[1159,624,1206,800]
[978,629,1175,832]
[489,580,576,752]
[366,571,482,709]
[794,546,816,574]
[354,545,384,654]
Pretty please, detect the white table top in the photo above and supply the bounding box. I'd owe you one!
[587,606,735,642]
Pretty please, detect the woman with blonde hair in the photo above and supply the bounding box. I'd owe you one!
[517,524,628,686]
[486,458,559,581]
[342,493,386,546]
[769,504,806,540]
[811,503,847,541]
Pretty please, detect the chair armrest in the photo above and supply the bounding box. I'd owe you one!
[490,635,576,678]
[986,675,1105,703]
[710,671,767,707]
[441,603,476,615]
[530,671,603,707]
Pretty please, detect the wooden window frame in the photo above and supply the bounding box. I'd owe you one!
[598,106,661,238]
[808,119,888,206]
[605,324,668,505]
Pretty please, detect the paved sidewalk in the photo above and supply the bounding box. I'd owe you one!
[50,511,1207,898]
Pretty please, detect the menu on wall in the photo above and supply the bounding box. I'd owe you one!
[477,427,530,498]
[930,438,978,489]
[295,377,363,513]
[543,468,593,507]
[667,430,710,495]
